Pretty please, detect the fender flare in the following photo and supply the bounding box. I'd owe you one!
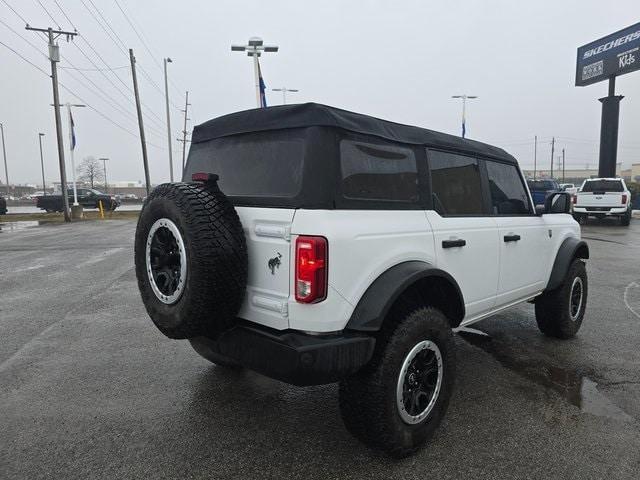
[545,237,589,292]
[346,261,465,332]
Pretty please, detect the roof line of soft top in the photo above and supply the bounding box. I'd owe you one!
[191,102,517,164]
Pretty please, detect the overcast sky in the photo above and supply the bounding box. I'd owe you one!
[1,0,639,186]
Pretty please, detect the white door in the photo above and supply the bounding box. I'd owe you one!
[484,160,549,306]
[426,150,500,320]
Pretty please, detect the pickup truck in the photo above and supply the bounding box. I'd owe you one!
[573,178,632,226]
[36,188,119,213]
[527,179,560,206]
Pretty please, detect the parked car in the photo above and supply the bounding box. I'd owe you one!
[0,196,7,215]
[573,178,632,225]
[36,188,120,212]
[134,103,588,457]
[527,179,560,206]
[559,183,578,195]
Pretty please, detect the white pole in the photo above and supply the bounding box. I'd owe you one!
[461,96,467,138]
[253,53,261,108]
[282,88,286,105]
[67,103,78,205]
[163,58,174,182]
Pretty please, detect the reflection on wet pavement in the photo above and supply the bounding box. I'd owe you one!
[0,221,42,232]
[457,329,633,422]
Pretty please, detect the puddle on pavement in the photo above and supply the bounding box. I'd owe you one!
[0,221,46,232]
[457,328,633,422]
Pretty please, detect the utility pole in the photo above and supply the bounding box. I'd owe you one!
[533,135,537,180]
[562,148,566,182]
[163,57,174,181]
[26,26,78,222]
[180,91,191,175]
[0,123,8,195]
[99,158,109,193]
[129,49,151,196]
[272,87,299,105]
[38,133,46,194]
[451,95,478,138]
[550,137,555,179]
[231,37,279,108]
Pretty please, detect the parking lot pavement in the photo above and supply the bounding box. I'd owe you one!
[1,219,639,479]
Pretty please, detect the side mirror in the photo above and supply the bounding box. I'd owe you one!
[540,192,571,214]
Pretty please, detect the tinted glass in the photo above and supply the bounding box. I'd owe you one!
[340,140,418,202]
[527,180,558,191]
[581,180,624,192]
[486,161,531,214]
[428,150,484,215]
[185,130,305,197]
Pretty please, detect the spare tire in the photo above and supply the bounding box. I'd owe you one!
[134,180,248,339]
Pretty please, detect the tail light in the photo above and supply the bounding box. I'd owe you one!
[295,236,328,303]
[572,195,577,204]
[621,193,628,205]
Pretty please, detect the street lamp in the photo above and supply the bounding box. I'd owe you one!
[99,157,109,194]
[163,57,174,182]
[451,94,478,138]
[272,87,299,105]
[0,122,9,195]
[231,37,279,107]
[38,133,46,195]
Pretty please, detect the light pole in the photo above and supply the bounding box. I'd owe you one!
[38,133,46,194]
[272,87,299,105]
[66,103,85,207]
[99,157,109,194]
[451,95,478,138]
[231,37,279,108]
[0,123,8,195]
[163,57,174,182]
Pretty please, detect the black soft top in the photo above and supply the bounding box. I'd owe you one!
[191,103,516,164]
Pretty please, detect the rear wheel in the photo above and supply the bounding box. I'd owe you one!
[535,259,587,339]
[620,210,631,226]
[339,307,455,458]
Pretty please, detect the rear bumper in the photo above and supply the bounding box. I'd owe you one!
[574,206,627,215]
[196,323,376,386]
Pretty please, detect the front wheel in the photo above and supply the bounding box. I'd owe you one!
[339,307,456,458]
[535,259,588,339]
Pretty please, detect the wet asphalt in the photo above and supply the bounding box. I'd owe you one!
[1,218,639,479]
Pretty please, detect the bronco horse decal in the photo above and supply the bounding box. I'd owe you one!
[268,253,282,275]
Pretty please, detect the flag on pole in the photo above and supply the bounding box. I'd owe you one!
[257,58,268,108]
[70,109,77,150]
[461,118,466,139]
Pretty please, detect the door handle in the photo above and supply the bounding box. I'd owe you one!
[442,239,466,249]
[503,234,521,242]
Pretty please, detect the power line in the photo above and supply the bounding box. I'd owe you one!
[0,0,28,24]
[0,17,48,57]
[35,0,61,29]
[0,38,49,76]
[60,65,129,72]
[52,0,77,31]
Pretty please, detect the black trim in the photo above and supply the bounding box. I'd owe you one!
[442,239,466,248]
[195,324,375,386]
[545,237,590,291]
[503,234,521,242]
[346,261,465,332]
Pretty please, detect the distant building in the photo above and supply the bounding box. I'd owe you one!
[522,163,624,184]
[620,163,640,183]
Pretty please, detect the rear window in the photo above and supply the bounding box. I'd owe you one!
[527,180,558,191]
[184,130,305,197]
[581,180,624,192]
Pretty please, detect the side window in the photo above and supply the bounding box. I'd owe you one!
[428,150,484,215]
[340,140,418,202]
[485,161,531,215]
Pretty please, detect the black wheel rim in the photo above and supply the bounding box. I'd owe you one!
[569,277,583,321]
[396,340,443,424]
[145,218,187,304]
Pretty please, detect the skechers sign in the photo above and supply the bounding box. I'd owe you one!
[576,22,640,86]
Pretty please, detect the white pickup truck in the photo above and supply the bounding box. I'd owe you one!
[573,178,632,226]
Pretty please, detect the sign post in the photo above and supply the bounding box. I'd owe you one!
[576,22,640,178]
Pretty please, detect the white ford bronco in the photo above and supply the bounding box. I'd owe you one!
[573,177,632,226]
[134,103,589,457]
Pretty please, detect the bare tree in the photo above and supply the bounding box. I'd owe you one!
[77,156,104,189]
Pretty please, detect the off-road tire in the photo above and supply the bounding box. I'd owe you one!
[134,182,248,339]
[535,259,587,339]
[189,337,243,369]
[339,307,456,458]
[620,210,631,226]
